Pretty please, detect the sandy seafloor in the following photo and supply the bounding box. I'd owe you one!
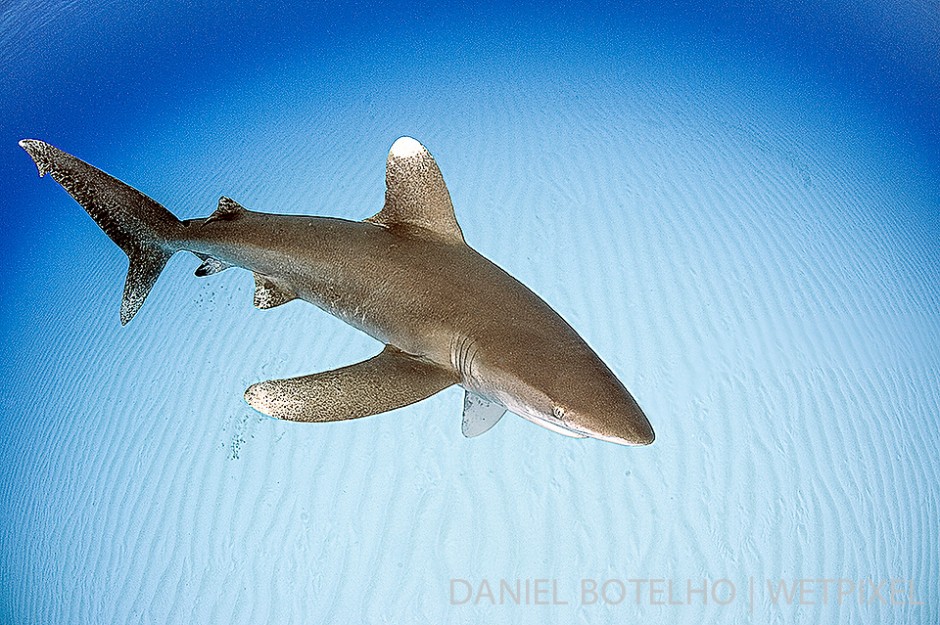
[1,1,938,623]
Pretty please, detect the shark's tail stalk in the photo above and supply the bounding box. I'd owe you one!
[19,139,185,325]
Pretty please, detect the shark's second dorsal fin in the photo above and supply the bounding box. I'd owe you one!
[365,137,465,244]
[205,196,247,224]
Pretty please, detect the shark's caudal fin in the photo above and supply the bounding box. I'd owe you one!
[20,140,186,325]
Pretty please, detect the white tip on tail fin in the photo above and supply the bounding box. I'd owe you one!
[121,247,175,325]
[19,139,54,177]
[20,139,185,325]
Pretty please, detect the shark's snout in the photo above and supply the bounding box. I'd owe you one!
[555,395,655,446]
[582,416,655,446]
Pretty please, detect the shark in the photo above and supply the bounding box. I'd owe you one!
[20,137,654,446]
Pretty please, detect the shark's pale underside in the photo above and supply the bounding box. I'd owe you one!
[20,137,654,445]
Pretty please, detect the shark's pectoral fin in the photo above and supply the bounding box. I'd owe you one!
[461,392,506,438]
[365,137,465,244]
[245,345,457,422]
[253,273,297,309]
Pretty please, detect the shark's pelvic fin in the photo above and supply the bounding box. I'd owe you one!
[194,256,232,277]
[19,139,185,325]
[253,274,297,309]
[245,345,457,422]
[461,391,507,438]
[366,137,465,244]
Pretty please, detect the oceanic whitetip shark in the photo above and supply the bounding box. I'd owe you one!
[20,137,654,445]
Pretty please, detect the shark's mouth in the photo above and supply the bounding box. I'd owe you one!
[520,404,646,446]
[524,414,587,439]
[490,393,589,440]
[513,406,588,440]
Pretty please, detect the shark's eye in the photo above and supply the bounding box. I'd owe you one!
[552,406,566,421]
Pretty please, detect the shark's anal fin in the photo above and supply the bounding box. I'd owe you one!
[253,273,297,309]
[365,137,465,244]
[245,345,457,422]
[461,391,506,438]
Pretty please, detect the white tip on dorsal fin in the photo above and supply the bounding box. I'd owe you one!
[389,136,424,158]
[365,137,465,244]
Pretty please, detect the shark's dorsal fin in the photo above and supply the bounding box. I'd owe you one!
[205,196,246,224]
[365,137,465,244]
[245,345,457,422]
[461,391,506,437]
[253,273,297,309]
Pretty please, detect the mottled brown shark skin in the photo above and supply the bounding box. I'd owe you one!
[19,137,654,446]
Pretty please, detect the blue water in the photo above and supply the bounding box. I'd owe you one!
[2,2,939,623]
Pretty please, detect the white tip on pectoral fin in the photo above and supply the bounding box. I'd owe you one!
[461,391,506,437]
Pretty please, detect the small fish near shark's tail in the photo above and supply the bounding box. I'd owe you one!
[19,139,186,325]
